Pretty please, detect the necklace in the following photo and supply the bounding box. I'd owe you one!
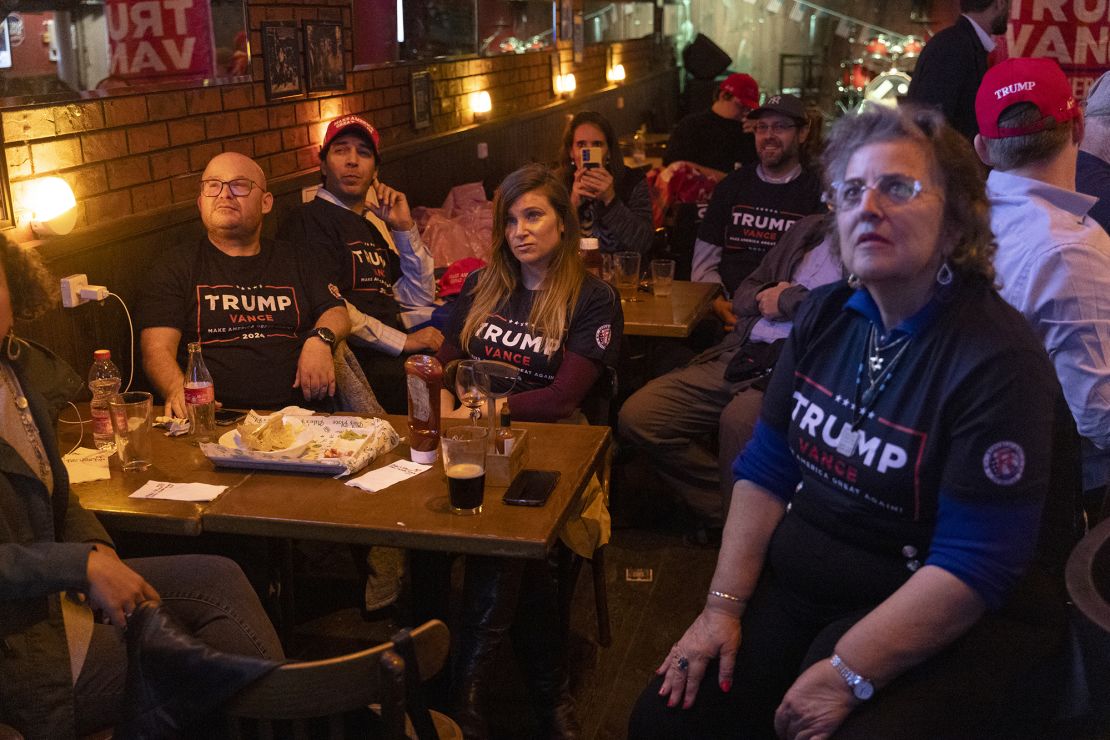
[0,363,51,482]
[835,325,912,456]
[867,328,911,379]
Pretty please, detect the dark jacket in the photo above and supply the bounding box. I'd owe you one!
[0,339,111,739]
[906,15,989,141]
[568,167,655,255]
[727,212,836,348]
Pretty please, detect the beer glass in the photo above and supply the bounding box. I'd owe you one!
[109,392,153,471]
[442,427,489,515]
[651,259,675,297]
[614,251,641,302]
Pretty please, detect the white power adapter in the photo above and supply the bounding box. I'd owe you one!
[60,274,109,307]
[80,285,110,302]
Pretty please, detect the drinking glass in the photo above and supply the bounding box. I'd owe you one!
[473,360,521,448]
[455,360,485,423]
[600,253,615,284]
[614,251,642,302]
[109,392,154,471]
[651,259,676,297]
[442,426,489,515]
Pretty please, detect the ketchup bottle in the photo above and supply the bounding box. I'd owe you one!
[404,355,443,464]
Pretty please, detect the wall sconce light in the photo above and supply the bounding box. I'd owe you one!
[24,176,77,237]
[555,73,577,95]
[469,90,492,118]
[606,64,626,83]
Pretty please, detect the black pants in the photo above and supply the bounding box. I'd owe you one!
[628,514,1067,740]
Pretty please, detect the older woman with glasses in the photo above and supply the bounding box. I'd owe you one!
[628,106,1079,739]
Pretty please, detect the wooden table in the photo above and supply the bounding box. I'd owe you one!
[59,407,246,536]
[621,280,720,338]
[67,414,610,561]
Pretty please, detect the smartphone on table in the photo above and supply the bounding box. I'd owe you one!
[214,409,247,426]
[502,470,560,507]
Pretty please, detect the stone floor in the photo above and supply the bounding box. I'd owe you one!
[286,521,718,740]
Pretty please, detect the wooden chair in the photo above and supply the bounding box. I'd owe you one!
[224,619,460,740]
[1065,516,1110,734]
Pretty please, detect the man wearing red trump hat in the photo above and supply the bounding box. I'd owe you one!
[282,114,440,416]
[663,72,761,178]
[979,57,1110,517]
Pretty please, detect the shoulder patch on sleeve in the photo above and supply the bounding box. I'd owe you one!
[596,324,612,350]
[982,441,1025,486]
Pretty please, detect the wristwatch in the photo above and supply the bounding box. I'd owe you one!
[306,327,336,348]
[830,654,874,701]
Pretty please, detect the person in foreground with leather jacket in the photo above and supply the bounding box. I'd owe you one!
[0,237,284,739]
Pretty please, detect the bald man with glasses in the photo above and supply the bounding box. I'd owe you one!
[138,152,349,417]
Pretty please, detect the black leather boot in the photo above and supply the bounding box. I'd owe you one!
[512,558,582,740]
[450,555,525,740]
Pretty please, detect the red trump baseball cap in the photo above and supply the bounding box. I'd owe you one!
[719,73,760,110]
[321,114,381,154]
[975,57,1078,139]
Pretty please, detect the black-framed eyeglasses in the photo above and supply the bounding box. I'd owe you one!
[200,178,259,198]
[753,122,797,134]
[827,174,928,209]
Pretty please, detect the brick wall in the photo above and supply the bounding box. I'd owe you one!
[1,0,665,241]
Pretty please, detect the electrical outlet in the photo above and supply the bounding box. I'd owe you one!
[617,96,625,109]
[60,274,88,308]
[477,142,489,160]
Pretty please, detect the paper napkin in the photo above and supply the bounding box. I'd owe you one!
[346,460,432,492]
[62,447,111,484]
[128,480,228,502]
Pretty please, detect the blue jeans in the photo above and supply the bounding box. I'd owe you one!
[73,554,283,735]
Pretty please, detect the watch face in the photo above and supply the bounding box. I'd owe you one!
[853,680,874,701]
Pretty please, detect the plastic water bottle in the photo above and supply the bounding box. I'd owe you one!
[88,349,121,452]
[184,342,216,443]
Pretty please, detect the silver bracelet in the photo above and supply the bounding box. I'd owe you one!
[708,589,745,603]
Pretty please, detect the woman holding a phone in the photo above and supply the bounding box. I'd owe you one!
[557,110,654,256]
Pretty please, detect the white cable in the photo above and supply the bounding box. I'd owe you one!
[62,401,85,456]
[107,292,135,393]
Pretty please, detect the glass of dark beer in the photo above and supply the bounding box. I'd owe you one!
[442,426,489,515]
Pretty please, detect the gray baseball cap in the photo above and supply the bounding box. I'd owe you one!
[748,93,807,122]
[1086,71,1110,118]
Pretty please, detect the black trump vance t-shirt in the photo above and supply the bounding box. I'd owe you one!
[446,270,623,392]
[137,237,343,409]
[282,197,404,332]
[698,166,825,294]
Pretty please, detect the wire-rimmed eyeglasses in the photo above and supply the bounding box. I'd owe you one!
[200,178,260,198]
[826,174,929,210]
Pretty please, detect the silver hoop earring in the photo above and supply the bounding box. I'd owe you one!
[5,332,20,361]
[847,274,861,290]
[936,260,954,286]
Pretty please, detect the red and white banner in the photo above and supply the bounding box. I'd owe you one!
[106,0,214,81]
[1004,1,1110,102]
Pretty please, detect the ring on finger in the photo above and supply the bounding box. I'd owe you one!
[674,654,689,672]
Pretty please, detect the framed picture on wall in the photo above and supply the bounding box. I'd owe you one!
[410,71,432,130]
[304,21,347,92]
[261,22,303,100]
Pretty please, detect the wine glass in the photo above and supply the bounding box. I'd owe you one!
[455,360,485,423]
[473,360,521,448]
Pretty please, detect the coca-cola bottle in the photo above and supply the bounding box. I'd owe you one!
[404,355,443,464]
[184,342,216,443]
